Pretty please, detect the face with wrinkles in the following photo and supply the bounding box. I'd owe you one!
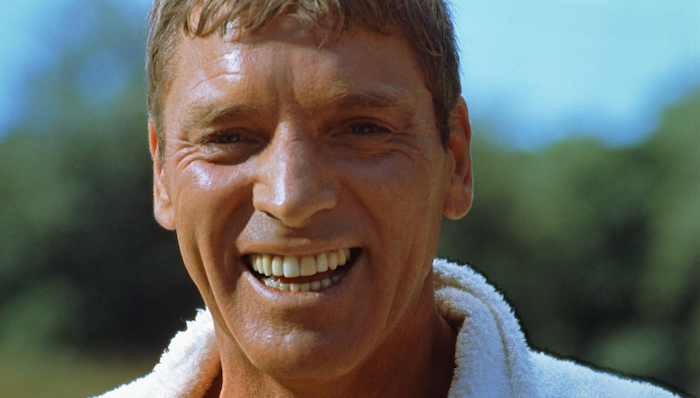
[151,16,472,383]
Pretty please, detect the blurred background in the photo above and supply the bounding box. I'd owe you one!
[0,0,697,396]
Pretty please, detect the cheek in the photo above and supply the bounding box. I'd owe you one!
[343,151,446,273]
[171,162,254,281]
[350,153,441,222]
[174,162,251,224]
[173,163,222,231]
[343,154,444,323]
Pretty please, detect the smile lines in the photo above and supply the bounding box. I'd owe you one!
[249,249,352,292]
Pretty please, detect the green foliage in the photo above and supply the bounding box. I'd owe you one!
[0,0,202,358]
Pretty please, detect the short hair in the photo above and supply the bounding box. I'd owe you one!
[147,0,460,159]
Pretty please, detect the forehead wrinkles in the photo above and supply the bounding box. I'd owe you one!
[285,45,347,108]
[169,27,425,129]
[219,39,351,113]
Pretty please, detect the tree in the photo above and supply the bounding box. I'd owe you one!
[0,0,201,356]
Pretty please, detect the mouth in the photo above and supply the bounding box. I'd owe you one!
[246,248,359,292]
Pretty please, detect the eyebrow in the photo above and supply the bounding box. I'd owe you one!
[184,103,263,130]
[324,87,414,125]
[331,89,402,110]
[182,87,408,131]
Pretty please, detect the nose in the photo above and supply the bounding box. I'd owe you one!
[252,130,337,228]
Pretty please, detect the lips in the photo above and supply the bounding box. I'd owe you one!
[248,249,354,292]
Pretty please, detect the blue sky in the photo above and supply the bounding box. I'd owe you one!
[453,0,698,147]
[0,0,698,148]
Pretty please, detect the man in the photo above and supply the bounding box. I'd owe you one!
[99,0,679,396]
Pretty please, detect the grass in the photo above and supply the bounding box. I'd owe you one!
[0,347,157,398]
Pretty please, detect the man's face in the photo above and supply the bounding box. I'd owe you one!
[152,17,471,380]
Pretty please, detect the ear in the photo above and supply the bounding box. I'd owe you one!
[442,96,473,220]
[149,119,176,230]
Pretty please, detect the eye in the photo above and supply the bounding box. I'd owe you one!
[203,130,242,145]
[348,122,390,135]
[195,128,265,164]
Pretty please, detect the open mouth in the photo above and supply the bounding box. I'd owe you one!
[246,248,360,292]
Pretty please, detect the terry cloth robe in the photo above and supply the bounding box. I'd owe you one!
[96,259,679,398]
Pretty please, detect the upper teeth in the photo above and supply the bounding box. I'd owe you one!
[250,249,351,278]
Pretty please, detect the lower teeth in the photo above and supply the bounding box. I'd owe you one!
[261,271,345,292]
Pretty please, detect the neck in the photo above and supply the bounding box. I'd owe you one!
[213,279,457,398]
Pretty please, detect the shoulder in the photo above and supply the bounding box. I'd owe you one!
[530,350,681,398]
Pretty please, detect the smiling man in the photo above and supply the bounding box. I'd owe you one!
[98,1,679,397]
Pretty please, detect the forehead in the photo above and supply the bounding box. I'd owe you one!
[163,19,431,121]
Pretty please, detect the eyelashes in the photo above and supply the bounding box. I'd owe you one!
[347,122,391,136]
[199,119,394,145]
[199,130,243,145]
